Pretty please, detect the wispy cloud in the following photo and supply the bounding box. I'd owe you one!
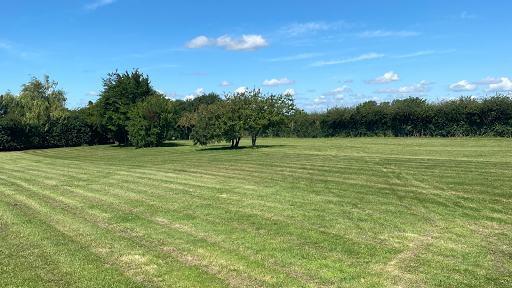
[155,90,183,100]
[355,30,420,38]
[0,40,39,60]
[267,53,321,62]
[219,81,233,87]
[279,21,349,36]
[311,53,384,67]
[190,71,207,76]
[472,77,503,85]
[85,0,117,10]
[325,86,352,95]
[374,80,434,94]
[86,91,98,96]
[394,50,435,58]
[452,11,477,19]
[393,49,455,58]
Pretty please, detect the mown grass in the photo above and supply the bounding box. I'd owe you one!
[0,137,511,287]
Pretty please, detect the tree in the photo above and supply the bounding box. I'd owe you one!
[170,93,221,140]
[240,89,295,147]
[95,69,155,144]
[126,94,172,148]
[189,103,223,146]
[188,89,295,148]
[15,75,68,126]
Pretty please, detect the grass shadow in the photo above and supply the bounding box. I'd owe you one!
[108,141,189,148]
[160,142,189,148]
[196,145,287,151]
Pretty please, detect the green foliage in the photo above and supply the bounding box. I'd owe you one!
[17,75,68,125]
[45,113,92,148]
[280,94,512,138]
[126,94,172,148]
[0,76,94,151]
[189,89,296,147]
[170,93,221,140]
[95,69,156,143]
[189,104,223,146]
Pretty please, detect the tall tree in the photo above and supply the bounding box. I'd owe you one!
[96,69,155,144]
[15,75,68,125]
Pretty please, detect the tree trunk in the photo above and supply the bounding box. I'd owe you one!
[234,137,240,147]
[251,132,257,147]
[231,140,234,147]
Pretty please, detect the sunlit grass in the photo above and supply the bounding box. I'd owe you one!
[1,137,511,287]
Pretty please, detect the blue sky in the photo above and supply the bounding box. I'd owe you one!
[1,0,511,110]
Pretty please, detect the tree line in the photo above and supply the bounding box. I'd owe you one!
[278,96,512,138]
[1,70,512,151]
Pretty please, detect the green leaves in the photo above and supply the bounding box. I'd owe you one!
[188,89,296,147]
[97,69,156,143]
[126,94,172,148]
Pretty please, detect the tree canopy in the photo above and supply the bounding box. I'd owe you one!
[187,89,296,147]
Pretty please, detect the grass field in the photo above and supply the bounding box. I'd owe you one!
[0,138,511,287]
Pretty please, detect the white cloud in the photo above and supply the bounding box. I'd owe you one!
[473,77,503,85]
[356,30,420,38]
[483,78,512,92]
[86,91,98,96]
[307,89,316,92]
[185,35,269,51]
[268,53,321,62]
[364,71,400,84]
[217,35,269,51]
[184,88,205,100]
[262,77,295,86]
[190,71,207,76]
[327,86,352,94]
[313,95,329,104]
[311,53,384,67]
[374,80,434,93]
[279,21,347,36]
[184,36,215,49]
[234,86,248,94]
[344,79,353,83]
[283,88,297,96]
[350,93,367,99]
[308,94,357,110]
[194,88,205,95]
[219,81,233,87]
[446,80,478,92]
[85,0,117,10]
[156,90,181,100]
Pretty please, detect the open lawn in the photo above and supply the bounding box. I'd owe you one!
[0,138,511,287]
